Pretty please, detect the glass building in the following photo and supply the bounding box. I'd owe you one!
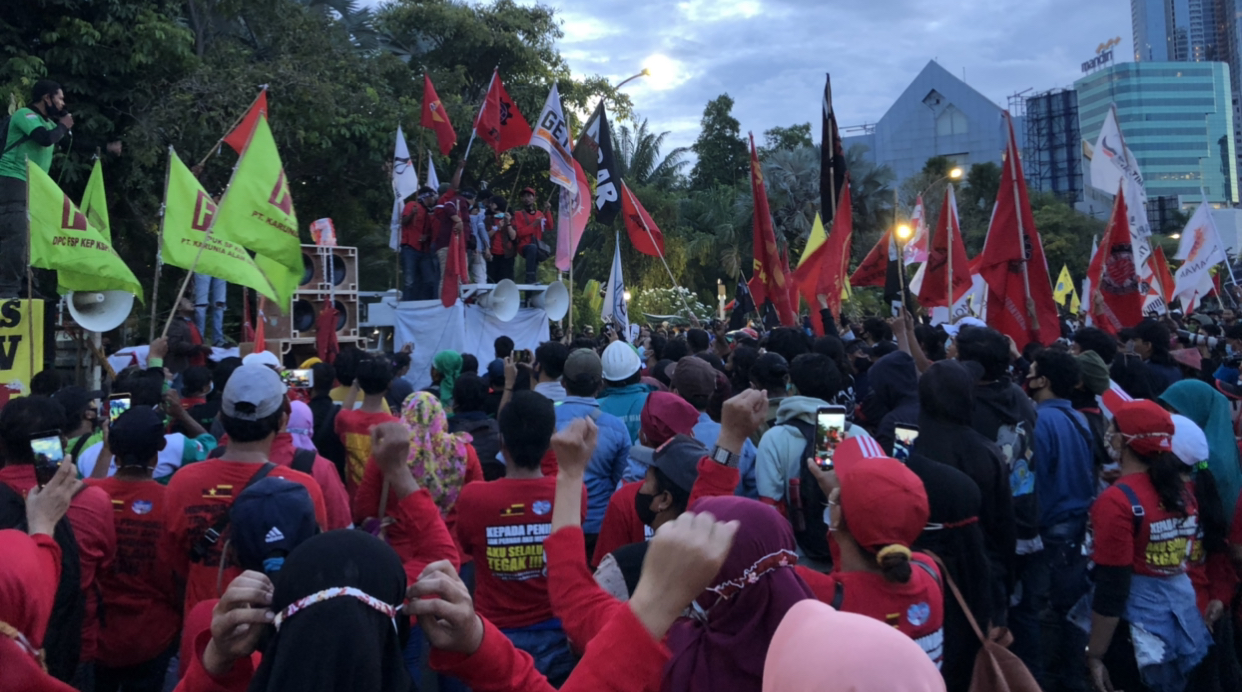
[1076,61,1238,205]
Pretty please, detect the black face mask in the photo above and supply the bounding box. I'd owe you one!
[634,489,661,527]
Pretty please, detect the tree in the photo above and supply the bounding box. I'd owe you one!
[762,123,812,153]
[1029,192,1104,281]
[613,119,688,190]
[958,162,1002,253]
[689,94,748,191]
[843,145,895,266]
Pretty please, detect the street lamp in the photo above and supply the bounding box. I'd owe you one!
[623,290,633,302]
[614,68,651,91]
[896,224,913,241]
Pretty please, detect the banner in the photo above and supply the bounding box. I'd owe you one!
[27,161,143,300]
[388,125,420,251]
[601,233,628,336]
[162,150,280,304]
[0,299,43,399]
[211,114,301,273]
[916,185,971,308]
[574,102,621,224]
[1054,265,1074,306]
[555,160,591,271]
[530,84,578,195]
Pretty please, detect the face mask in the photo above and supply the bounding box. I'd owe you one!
[634,490,661,527]
[1228,344,1236,356]
[636,346,646,361]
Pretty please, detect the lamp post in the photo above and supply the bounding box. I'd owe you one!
[613,68,651,91]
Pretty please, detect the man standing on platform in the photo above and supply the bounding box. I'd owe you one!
[399,186,437,300]
[433,185,470,293]
[512,187,553,284]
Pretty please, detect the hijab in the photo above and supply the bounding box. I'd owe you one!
[663,496,814,692]
[762,600,946,692]
[1160,379,1242,520]
[248,530,411,692]
[432,351,463,408]
[286,400,316,452]
[403,392,472,517]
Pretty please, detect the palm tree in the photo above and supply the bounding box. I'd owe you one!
[760,145,819,248]
[614,119,689,190]
[844,145,895,263]
[681,185,749,279]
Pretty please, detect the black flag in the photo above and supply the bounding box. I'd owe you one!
[821,74,848,229]
[729,276,755,330]
[573,102,621,225]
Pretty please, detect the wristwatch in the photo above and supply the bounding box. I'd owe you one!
[709,445,741,469]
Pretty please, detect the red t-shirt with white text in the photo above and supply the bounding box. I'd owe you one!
[1091,473,1199,576]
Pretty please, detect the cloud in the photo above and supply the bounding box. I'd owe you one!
[367,0,1133,158]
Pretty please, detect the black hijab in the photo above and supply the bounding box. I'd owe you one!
[248,530,412,692]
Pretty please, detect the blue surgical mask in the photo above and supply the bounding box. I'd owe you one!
[636,346,646,361]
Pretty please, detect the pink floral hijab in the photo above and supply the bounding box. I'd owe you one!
[402,392,472,517]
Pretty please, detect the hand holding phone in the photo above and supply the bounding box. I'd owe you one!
[814,406,847,470]
[109,394,131,423]
[513,350,532,365]
[893,424,919,462]
[31,431,65,488]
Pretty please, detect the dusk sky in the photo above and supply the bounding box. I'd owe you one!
[374,0,1134,151]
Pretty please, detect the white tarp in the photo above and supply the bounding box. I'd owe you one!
[393,300,550,391]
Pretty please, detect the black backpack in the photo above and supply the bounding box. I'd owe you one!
[781,418,834,562]
[0,482,84,683]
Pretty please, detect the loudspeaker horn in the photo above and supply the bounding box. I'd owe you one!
[531,280,569,321]
[67,291,135,333]
[478,279,519,322]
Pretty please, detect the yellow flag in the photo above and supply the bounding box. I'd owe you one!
[161,150,280,305]
[59,159,118,295]
[799,214,828,265]
[1070,286,1081,314]
[1053,264,1073,306]
[254,253,300,310]
[28,160,143,300]
[211,114,301,272]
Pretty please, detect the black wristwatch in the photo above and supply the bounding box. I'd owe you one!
[709,445,741,468]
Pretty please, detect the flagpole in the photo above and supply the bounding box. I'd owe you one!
[25,164,33,384]
[150,147,176,342]
[195,86,267,171]
[946,188,956,324]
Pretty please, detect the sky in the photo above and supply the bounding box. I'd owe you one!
[371,0,1134,152]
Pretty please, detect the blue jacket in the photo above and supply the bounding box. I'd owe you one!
[1033,399,1096,528]
[556,396,632,533]
[693,412,759,499]
[597,384,654,443]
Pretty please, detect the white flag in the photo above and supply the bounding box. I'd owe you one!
[530,84,578,196]
[426,152,440,192]
[1172,199,1225,306]
[601,233,628,336]
[1082,235,1098,321]
[388,126,420,251]
[903,195,928,266]
[1090,105,1160,309]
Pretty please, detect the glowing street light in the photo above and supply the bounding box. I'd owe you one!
[623,290,633,302]
[949,167,963,180]
[613,68,651,91]
[1170,233,1182,240]
[896,224,913,241]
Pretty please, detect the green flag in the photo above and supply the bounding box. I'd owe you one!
[254,252,299,308]
[28,159,143,300]
[59,159,117,295]
[211,113,301,272]
[162,150,279,304]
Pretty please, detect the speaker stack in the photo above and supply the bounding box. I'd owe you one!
[260,244,361,356]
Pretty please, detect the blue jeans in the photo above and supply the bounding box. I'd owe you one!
[1010,516,1091,692]
[502,621,576,687]
[193,273,226,346]
[401,246,439,301]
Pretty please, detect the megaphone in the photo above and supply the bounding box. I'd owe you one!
[477,280,519,322]
[67,291,135,332]
[530,280,569,321]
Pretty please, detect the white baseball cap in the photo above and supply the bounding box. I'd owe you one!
[243,350,282,369]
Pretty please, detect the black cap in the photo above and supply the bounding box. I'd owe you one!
[652,435,706,495]
[230,477,318,574]
[109,406,165,466]
[51,386,103,420]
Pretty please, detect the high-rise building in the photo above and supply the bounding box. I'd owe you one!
[1076,61,1238,206]
[1131,0,1224,62]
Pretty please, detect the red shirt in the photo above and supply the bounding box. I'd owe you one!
[454,476,586,629]
[352,446,485,565]
[796,554,945,667]
[488,215,515,257]
[510,209,551,249]
[84,477,181,668]
[160,459,327,615]
[400,201,432,252]
[0,465,116,664]
[185,319,207,368]
[1091,473,1199,576]
[433,195,469,251]
[591,482,650,568]
[267,433,352,530]
[0,532,76,692]
[334,409,398,498]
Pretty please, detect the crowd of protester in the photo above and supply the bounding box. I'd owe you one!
[6,305,1242,692]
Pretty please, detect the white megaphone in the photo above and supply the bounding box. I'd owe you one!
[530,280,569,321]
[477,280,519,322]
[66,291,135,332]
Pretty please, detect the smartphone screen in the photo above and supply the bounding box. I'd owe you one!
[282,368,314,389]
[31,431,65,487]
[514,350,532,365]
[109,395,131,423]
[814,406,847,470]
[893,424,919,462]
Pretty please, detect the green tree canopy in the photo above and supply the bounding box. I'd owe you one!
[689,94,748,191]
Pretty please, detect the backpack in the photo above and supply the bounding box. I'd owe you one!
[781,418,834,562]
[994,420,1041,549]
[0,482,84,683]
[189,462,276,563]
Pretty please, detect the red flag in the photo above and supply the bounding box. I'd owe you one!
[223,89,267,155]
[242,287,256,343]
[621,182,665,257]
[917,186,973,308]
[474,69,532,156]
[253,297,267,355]
[1152,245,1176,305]
[440,227,468,308]
[978,112,1060,346]
[850,230,893,288]
[316,302,340,364]
[794,178,853,320]
[748,133,797,326]
[781,246,799,322]
[1085,185,1144,334]
[421,74,457,156]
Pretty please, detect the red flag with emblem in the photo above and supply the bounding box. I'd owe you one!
[223,89,267,155]
[917,185,973,308]
[421,74,457,156]
[748,133,797,326]
[474,69,532,156]
[621,182,665,257]
[1085,184,1144,335]
[851,230,892,288]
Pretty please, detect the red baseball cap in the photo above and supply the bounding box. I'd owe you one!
[833,437,929,552]
[1112,399,1174,456]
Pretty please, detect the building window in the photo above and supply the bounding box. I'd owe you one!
[936,106,969,136]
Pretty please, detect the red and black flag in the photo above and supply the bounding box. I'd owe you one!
[821,74,849,229]
[474,69,532,156]
[573,102,622,225]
